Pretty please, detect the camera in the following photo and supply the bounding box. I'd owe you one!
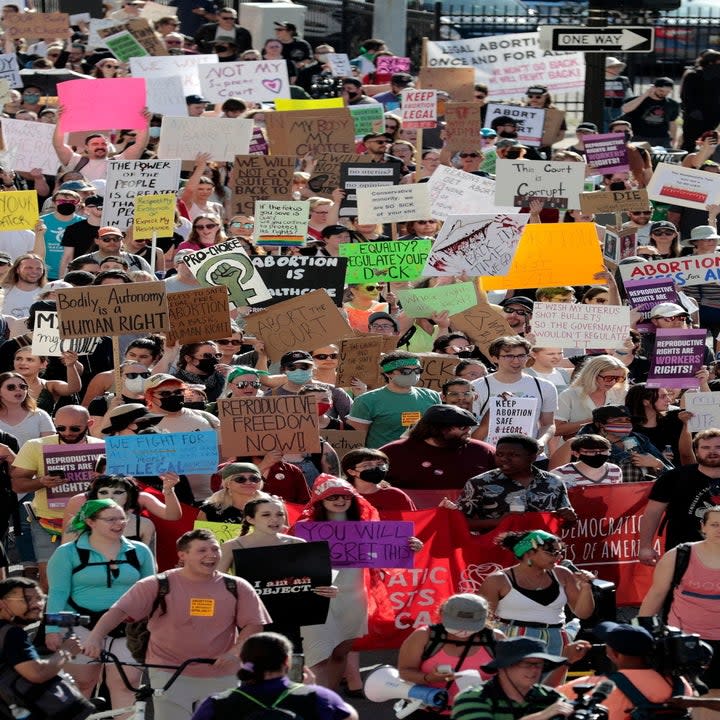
[44,612,91,628]
[551,682,611,720]
[309,73,343,100]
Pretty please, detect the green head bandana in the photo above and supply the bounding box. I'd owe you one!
[381,358,421,373]
[512,530,559,558]
[70,499,120,532]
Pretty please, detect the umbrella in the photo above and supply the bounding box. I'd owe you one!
[20,68,94,94]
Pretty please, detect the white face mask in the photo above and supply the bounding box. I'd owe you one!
[123,376,146,395]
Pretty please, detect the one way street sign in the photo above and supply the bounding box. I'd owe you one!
[538,26,655,53]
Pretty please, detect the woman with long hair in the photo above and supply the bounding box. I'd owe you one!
[196,462,266,523]
[13,347,82,414]
[0,371,53,445]
[177,213,227,252]
[180,152,225,221]
[92,59,122,78]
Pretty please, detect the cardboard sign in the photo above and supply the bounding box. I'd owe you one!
[339,162,400,216]
[485,103,545,147]
[356,183,431,224]
[130,54,217,96]
[294,520,414,568]
[56,281,169,339]
[495,159,585,210]
[97,18,167,56]
[133,193,176,239]
[603,227,637,265]
[401,89,437,129]
[417,67,475,101]
[423,213,528,277]
[250,255,348,308]
[349,104,385,139]
[253,200,309,247]
[445,102,482,154]
[59,78,147,132]
[0,53,21,88]
[647,162,720,211]
[157,116,252,162]
[233,542,331,627]
[167,285,232,344]
[376,56,411,75]
[31,311,102,356]
[104,30,149,62]
[542,107,566,148]
[618,253,720,288]
[244,288,355,363]
[308,153,370,198]
[488,396,536,446]
[140,0,177,21]
[198,59,290,104]
[5,12,68,39]
[321,429,369,459]
[339,239,432,284]
[326,53,353,77]
[647,328,706,389]
[217,394,321,455]
[481,223,604,291]
[583,133,629,174]
[449,302,515,357]
[105,431,219,475]
[416,353,462,392]
[335,335,386,388]
[0,190,38,231]
[145,75,186,117]
[229,155,294,217]
[685,392,720,433]
[102,158,181,231]
[182,237,271,308]
[579,188,649,215]
[531,302,630,349]
[623,277,679,312]
[43,443,106,509]
[396,282,477,318]
[265,108,355,157]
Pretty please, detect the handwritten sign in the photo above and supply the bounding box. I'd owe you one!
[339,239,432,283]
[264,108,355,157]
[130,54,217,96]
[580,188,649,215]
[217,395,321,455]
[193,520,239,544]
[647,162,720,211]
[321,429,368,459]
[685,392,720,433]
[229,155,294,217]
[0,53,21,88]
[43,443,106,509]
[167,285,231,344]
[495,159,585,210]
[416,353,462,392]
[423,213,528,277]
[647,328,706,389]
[449,302,515,357]
[417,66,475,101]
[376,56,411,75]
[584,133,629,174]
[97,18,167,56]
[0,119,55,176]
[445,102,482,154]
[198,59,290,103]
[485,103,545,147]
[244,288,354,362]
[145,75,186,117]
[349,104,385,138]
[157,116,252,162]
[401,89,437,129]
[56,281,169,339]
[336,335,386,388]
[396,282,478,318]
[308,153,370,198]
[294,520,414,568]
[105,431,218,475]
[133,193,176,239]
[0,190,38,231]
[31,311,102,356]
[618,253,720,288]
[5,12,69,39]
[253,200,309,247]
[531,302,630,349]
[488,396,536,446]
[326,53,353,77]
[104,30,148,62]
[356,183,431,224]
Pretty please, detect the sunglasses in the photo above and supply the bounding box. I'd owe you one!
[230,222,254,228]
[502,307,530,317]
[4,382,28,391]
[396,367,421,375]
[55,425,85,432]
[364,285,380,291]
[124,371,151,380]
[195,223,219,230]
[598,375,624,383]
[630,211,652,215]
[313,353,338,360]
[217,338,242,345]
[154,388,184,398]
[230,475,262,483]
[459,152,480,158]
[233,380,261,389]
[99,236,121,242]
[652,229,675,235]
[527,93,545,98]
[324,494,349,502]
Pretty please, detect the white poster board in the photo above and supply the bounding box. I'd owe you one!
[646,162,720,211]
[495,159,585,210]
[531,302,631,349]
[356,183,431,224]
[129,54,218,96]
[198,59,290,104]
[157,116,252,161]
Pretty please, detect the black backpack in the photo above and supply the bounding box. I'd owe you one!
[421,623,496,663]
[211,683,318,720]
[607,671,690,720]
[662,543,692,623]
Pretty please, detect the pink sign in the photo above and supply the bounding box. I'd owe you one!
[58,78,148,132]
[376,56,411,75]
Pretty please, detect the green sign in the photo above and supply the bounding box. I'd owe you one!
[396,281,478,318]
[339,238,432,283]
[104,30,149,62]
[349,104,385,139]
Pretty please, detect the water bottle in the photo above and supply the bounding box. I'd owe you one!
[662,445,674,464]
[9,704,30,719]
[565,617,581,642]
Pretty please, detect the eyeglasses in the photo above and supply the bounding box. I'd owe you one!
[154,389,184,398]
[651,229,675,235]
[230,222,254,228]
[313,353,338,360]
[95,516,128,524]
[527,93,545,99]
[124,371,151,380]
[396,367,421,375]
[195,223,218,230]
[598,375,624,383]
[324,494,349,502]
[3,382,28,391]
[217,339,242,346]
[459,152,480,158]
[444,391,474,397]
[540,547,565,557]
[99,236,121,242]
[55,425,85,432]
[502,307,531,317]
[232,380,261,389]
[370,323,395,330]
[230,475,262,483]
[193,353,223,360]
[498,353,529,360]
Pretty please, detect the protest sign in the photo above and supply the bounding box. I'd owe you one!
[647,328,706,389]
[531,302,630,349]
[449,302,515,357]
[249,126,268,155]
[396,282,477,318]
[182,237,271,308]
[60,0,104,18]
[251,255,348,308]
[488,396,536,446]
[229,155,294,217]
[102,158,180,231]
[5,12,68,39]
[336,335,386,388]
[198,59,290,104]
[264,108,355,157]
[233,542,332,626]
[623,277,679,312]
[32,311,102,356]
[495,159,585,209]
[244,289,355,362]
[308,153,369,198]
[426,165,515,220]
[602,227,637,265]
[0,189,38,231]
[339,162,400,215]
[217,394,321,455]
[339,239,432,284]
[349,104,385,139]
[376,56,411,75]
[618,253,720,288]
[0,53,21,88]
[144,75,186,117]
[445,102,482,154]
[425,33,585,95]
[157,116,252,162]
[685,392,720,433]
[275,98,345,111]
[326,53,353,76]
[253,200,309,247]
[97,18,167,56]
[580,188,649,215]
[105,431,218,475]
[322,429,369,459]
[130,54,218,96]
[104,30,148,62]
[485,103,545,147]
[167,285,231,344]
[294,521,414,569]
[88,18,117,48]
[481,223,604,291]
[58,78,147,132]
[356,184,431,224]
[133,193,176,239]
[542,108,566,148]
[416,354,462,392]
[400,89,437,129]
[647,162,720,210]
[193,520,238,544]
[583,133,629,174]
[417,67,475,101]
[422,213,528,277]
[56,281,169,339]
[43,443,106,509]
[140,0,176,22]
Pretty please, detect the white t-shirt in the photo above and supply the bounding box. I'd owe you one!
[2,286,39,319]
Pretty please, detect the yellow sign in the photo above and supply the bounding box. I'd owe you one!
[274,97,345,111]
[194,519,239,544]
[0,190,39,231]
[133,193,176,239]
[189,598,215,616]
[401,411,422,426]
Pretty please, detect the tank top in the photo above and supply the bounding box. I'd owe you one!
[495,569,567,624]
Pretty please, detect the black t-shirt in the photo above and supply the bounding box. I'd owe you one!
[61,220,100,258]
[0,620,38,667]
[280,38,312,63]
[649,465,720,548]
[622,96,680,143]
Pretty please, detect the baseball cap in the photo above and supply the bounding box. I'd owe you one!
[83,195,103,207]
[390,72,413,86]
[321,224,349,239]
[60,180,95,192]
[649,302,689,319]
[594,622,653,656]
[480,128,497,138]
[144,373,184,391]
[422,405,477,427]
[649,221,676,234]
[496,138,527,149]
[274,20,296,31]
[368,311,398,330]
[0,251,11,265]
[441,594,488,632]
[311,474,357,503]
[576,121,598,133]
[185,94,208,105]
[654,77,674,87]
[499,296,534,311]
[97,226,123,238]
[280,350,314,367]
[37,280,73,298]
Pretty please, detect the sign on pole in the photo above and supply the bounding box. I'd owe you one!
[539,26,654,53]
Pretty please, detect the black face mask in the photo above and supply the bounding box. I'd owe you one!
[184,401,206,410]
[623,130,632,142]
[195,357,219,374]
[358,466,387,484]
[578,453,610,468]
[55,202,77,216]
[456,350,473,358]
[159,395,184,412]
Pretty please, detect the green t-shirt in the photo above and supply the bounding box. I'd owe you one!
[452,677,563,720]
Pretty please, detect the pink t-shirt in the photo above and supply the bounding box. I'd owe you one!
[113,570,271,676]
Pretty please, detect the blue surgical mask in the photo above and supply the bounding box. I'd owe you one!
[286,368,313,384]
[149,126,161,138]
[23,93,40,104]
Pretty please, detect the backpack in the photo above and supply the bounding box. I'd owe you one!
[607,671,690,720]
[125,573,238,663]
[421,624,497,663]
[661,543,692,623]
[212,683,318,720]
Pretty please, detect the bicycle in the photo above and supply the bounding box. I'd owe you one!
[86,651,215,720]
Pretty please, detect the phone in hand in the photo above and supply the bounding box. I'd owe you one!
[290,654,304,683]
